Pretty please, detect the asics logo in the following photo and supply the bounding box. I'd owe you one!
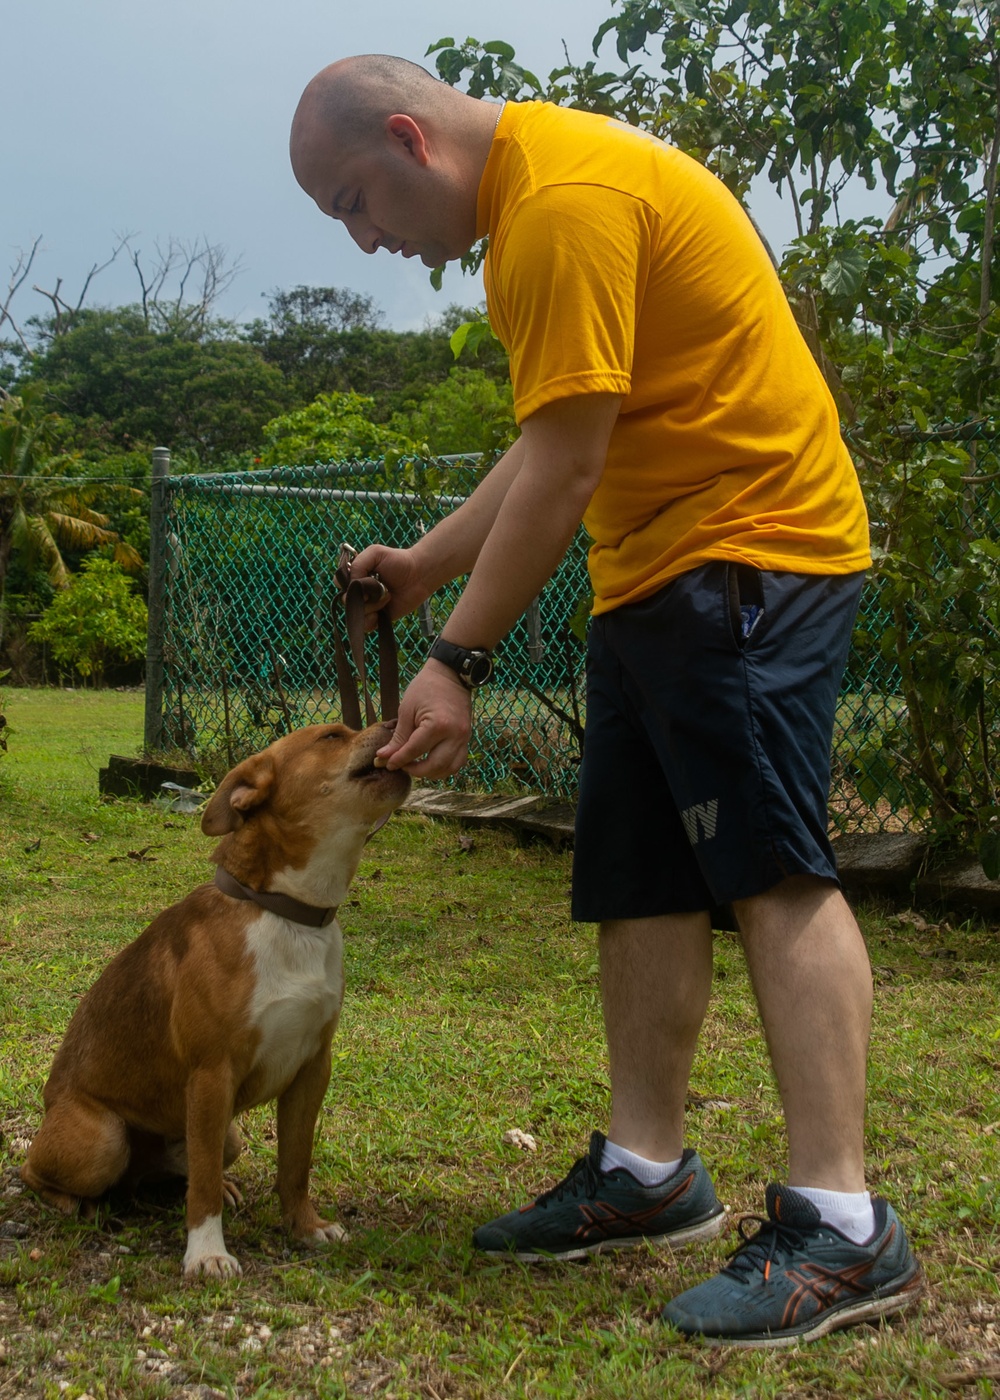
[780,1260,875,1327]
[575,1178,693,1241]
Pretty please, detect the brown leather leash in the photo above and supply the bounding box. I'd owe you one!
[210,555,402,920]
[332,543,400,727]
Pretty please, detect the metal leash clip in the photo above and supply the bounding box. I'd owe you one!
[336,542,388,605]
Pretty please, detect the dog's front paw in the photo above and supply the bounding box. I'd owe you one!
[184,1215,242,1280]
[184,1250,243,1280]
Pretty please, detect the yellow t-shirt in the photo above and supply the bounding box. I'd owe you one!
[475,102,871,614]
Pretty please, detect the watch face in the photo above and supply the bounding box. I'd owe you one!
[467,652,493,686]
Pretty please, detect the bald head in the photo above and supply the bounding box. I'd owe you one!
[292,55,462,162]
[289,55,502,268]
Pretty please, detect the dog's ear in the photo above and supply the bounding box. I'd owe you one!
[201,755,275,835]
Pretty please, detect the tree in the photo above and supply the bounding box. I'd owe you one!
[244,292,509,416]
[257,391,421,467]
[28,554,148,685]
[427,6,999,423]
[0,387,142,648]
[124,236,243,337]
[20,307,288,459]
[390,367,515,456]
[264,285,383,336]
[6,233,242,349]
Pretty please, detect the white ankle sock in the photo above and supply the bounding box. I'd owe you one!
[789,1184,876,1243]
[600,1139,683,1186]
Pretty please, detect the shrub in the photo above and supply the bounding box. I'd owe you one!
[28,555,148,685]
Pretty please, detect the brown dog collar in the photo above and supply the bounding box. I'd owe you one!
[213,866,337,928]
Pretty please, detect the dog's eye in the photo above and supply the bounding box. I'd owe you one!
[319,730,345,742]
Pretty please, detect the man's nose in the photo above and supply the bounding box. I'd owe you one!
[345,218,383,256]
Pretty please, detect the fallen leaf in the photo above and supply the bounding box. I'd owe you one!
[502,1128,538,1152]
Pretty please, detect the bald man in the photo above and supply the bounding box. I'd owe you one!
[290,56,921,1347]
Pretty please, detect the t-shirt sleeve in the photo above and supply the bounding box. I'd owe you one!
[486,183,656,423]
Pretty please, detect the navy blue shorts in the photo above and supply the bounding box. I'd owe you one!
[571,563,865,923]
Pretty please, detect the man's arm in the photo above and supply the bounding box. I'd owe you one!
[379,392,621,776]
[349,436,526,620]
[410,434,528,589]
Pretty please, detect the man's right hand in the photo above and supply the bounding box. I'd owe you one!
[345,544,428,625]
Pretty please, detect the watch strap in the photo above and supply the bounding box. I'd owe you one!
[428,637,493,687]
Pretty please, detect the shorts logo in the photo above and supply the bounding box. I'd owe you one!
[681,799,719,845]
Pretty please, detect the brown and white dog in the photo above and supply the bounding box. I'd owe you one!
[21,721,410,1278]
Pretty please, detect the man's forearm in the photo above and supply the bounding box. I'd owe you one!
[436,396,619,650]
[409,437,526,590]
[440,444,598,650]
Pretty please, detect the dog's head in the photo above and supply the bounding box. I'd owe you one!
[202,722,410,903]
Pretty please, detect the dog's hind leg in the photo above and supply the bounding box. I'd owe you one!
[222,1121,244,1208]
[21,1096,130,1216]
[126,1121,245,1209]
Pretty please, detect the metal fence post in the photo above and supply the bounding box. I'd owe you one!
[144,446,170,754]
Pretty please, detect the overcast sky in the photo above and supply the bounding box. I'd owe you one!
[4,0,875,336]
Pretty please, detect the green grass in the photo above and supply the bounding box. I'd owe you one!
[1,686,999,1398]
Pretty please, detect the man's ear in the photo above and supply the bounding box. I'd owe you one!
[385,113,430,165]
[201,755,275,836]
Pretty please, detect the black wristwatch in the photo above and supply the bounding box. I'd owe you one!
[428,636,494,689]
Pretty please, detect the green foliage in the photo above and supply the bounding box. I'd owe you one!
[245,292,507,418]
[426,35,544,100]
[18,306,288,458]
[850,426,1000,854]
[264,284,382,336]
[0,387,142,611]
[258,391,422,468]
[28,554,148,684]
[390,367,516,457]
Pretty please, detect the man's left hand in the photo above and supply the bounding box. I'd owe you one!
[376,660,473,778]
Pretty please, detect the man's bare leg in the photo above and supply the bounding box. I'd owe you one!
[599,912,714,1162]
[733,875,872,1191]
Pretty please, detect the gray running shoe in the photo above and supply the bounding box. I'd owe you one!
[662,1183,924,1347]
[473,1131,727,1261]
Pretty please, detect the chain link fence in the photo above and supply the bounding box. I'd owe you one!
[145,428,1000,832]
[145,452,590,798]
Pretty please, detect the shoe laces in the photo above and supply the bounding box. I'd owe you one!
[724,1214,813,1283]
[533,1152,601,1209]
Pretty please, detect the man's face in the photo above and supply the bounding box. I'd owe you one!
[292,119,472,270]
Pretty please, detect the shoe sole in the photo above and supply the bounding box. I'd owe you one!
[478,1205,729,1263]
[680,1264,926,1349]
